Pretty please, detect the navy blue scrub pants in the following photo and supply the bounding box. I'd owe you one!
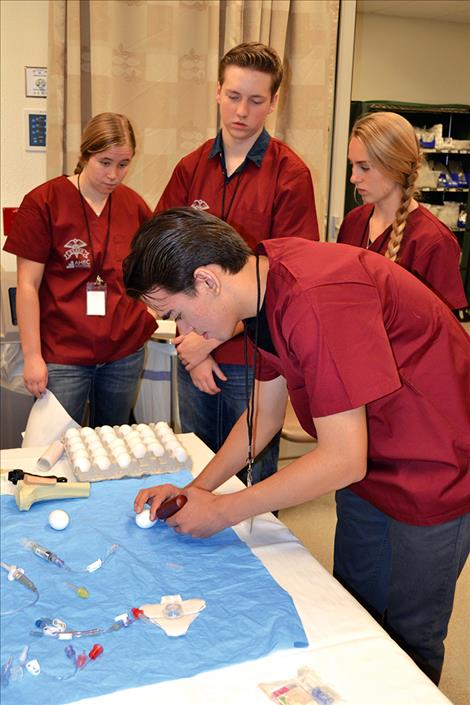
[333,488,470,684]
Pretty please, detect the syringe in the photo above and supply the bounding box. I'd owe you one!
[21,539,65,567]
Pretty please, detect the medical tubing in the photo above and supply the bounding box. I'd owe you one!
[0,561,40,617]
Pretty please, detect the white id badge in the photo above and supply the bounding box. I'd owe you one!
[86,281,107,316]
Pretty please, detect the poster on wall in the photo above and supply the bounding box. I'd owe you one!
[25,110,47,152]
[25,66,47,98]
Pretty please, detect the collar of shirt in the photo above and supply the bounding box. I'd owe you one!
[209,128,271,179]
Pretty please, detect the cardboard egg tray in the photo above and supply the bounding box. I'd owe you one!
[63,422,192,482]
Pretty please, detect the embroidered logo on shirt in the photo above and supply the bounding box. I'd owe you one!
[63,238,91,269]
[190,199,210,211]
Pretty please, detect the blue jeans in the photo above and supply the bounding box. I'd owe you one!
[177,360,280,484]
[333,488,470,684]
[46,348,145,427]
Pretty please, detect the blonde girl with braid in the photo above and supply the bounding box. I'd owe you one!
[338,111,467,310]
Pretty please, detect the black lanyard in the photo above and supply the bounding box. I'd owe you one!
[220,170,242,222]
[243,255,261,487]
[78,174,112,283]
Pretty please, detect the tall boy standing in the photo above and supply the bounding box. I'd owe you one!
[155,43,319,483]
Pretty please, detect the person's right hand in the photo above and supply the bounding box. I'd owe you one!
[189,356,227,395]
[23,354,48,397]
[174,331,219,371]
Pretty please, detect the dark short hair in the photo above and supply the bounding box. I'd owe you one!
[218,42,283,97]
[124,208,252,300]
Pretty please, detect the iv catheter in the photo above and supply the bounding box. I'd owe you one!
[31,608,152,640]
[0,561,39,616]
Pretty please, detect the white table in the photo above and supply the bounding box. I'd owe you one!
[0,435,451,705]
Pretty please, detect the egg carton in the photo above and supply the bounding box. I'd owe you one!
[63,422,192,482]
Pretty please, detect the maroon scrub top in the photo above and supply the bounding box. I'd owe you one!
[337,203,467,310]
[254,238,470,526]
[155,132,319,365]
[3,176,155,365]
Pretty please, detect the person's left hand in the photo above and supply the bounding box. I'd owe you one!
[134,483,180,520]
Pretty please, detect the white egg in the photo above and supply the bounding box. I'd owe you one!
[126,430,140,442]
[48,509,70,531]
[80,427,95,437]
[135,509,157,529]
[64,428,80,440]
[164,439,180,451]
[130,442,146,459]
[160,429,175,440]
[108,438,125,450]
[86,438,103,451]
[71,447,89,460]
[100,425,114,434]
[147,441,164,457]
[100,436,115,448]
[93,455,111,471]
[173,446,188,462]
[67,437,85,449]
[155,422,170,432]
[119,424,132,436]
[116,452,131,469]
[73,456,91,473]
[140,428,155,439]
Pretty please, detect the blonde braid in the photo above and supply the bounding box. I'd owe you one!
[386,166,419,263]
[351,112,423,263]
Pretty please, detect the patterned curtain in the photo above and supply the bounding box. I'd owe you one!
[47,0,339,237]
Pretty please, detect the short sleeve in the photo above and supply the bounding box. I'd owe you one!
[3,192,52,263]
[271,160,319,241]
[280,284,402,417]
[154,159,190,213]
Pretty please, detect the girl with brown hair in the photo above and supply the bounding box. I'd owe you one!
[3,113,155,425]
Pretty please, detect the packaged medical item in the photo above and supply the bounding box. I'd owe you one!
[259,665,344,704]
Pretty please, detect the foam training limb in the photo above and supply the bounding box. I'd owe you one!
[15,479,90,511]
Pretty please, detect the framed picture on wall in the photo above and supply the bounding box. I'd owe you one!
[25,66,47,98]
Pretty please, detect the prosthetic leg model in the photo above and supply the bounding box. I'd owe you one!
[8,470,90,511]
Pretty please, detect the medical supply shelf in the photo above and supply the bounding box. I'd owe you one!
[344,101,470,315]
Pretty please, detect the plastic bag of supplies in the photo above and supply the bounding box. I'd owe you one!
[0,341,29,394]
